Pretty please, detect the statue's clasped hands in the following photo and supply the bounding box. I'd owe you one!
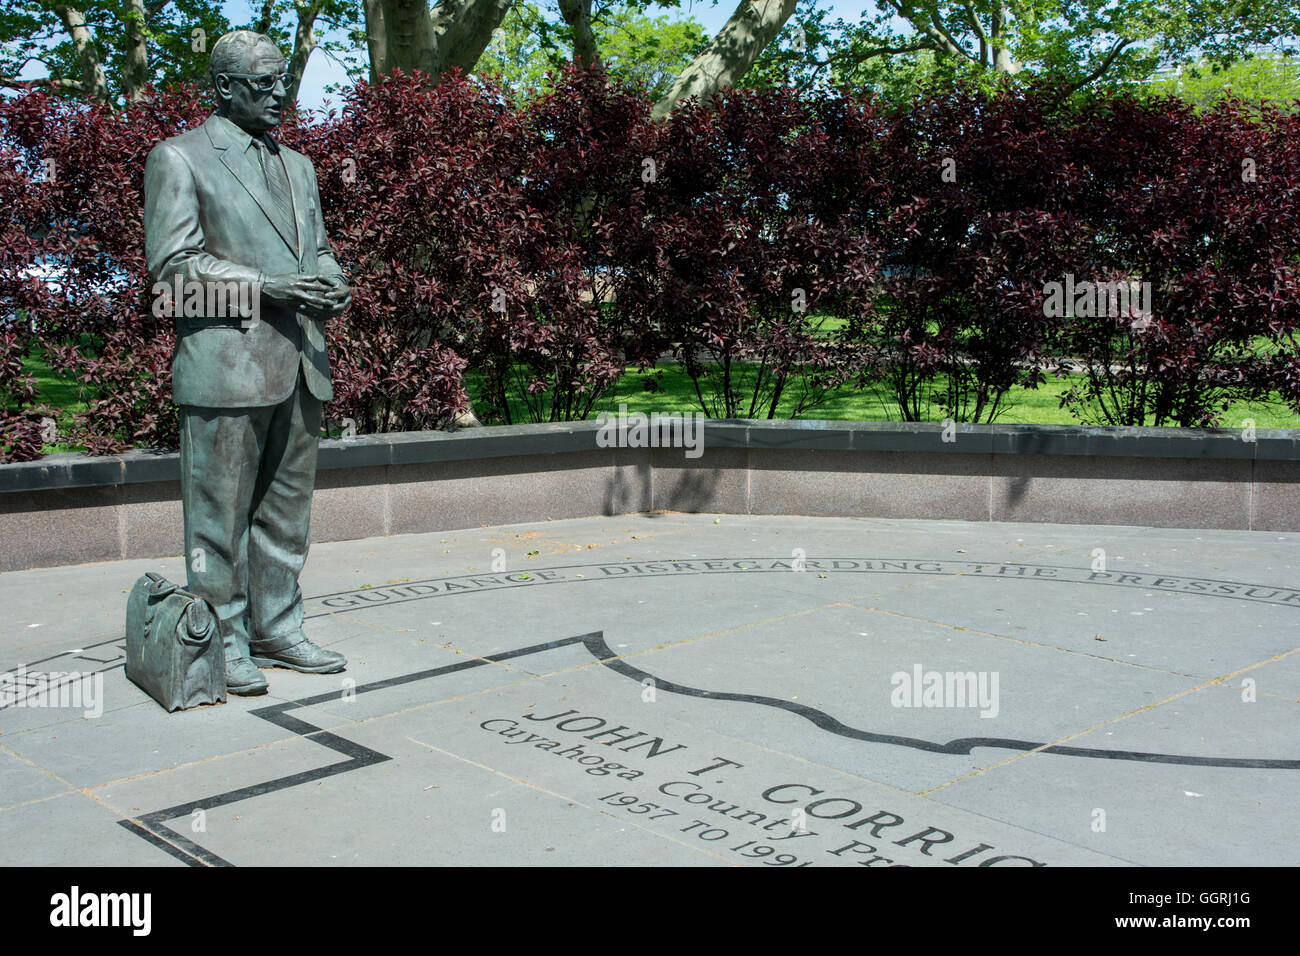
[262,273,351,320]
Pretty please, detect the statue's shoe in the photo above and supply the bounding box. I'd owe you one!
[250,638,347,674]
[226,656,269,696]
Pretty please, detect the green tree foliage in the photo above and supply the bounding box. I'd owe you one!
[598,2,709,99]
[1147,52,1300,110]
[744,0,1300,102]
[474,0,709,100]
[0,0,230,103]
[0,0,364,106]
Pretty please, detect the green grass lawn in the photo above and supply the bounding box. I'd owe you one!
[13,347,1300,457]
[18,348,93,454]
[576,365,1300,429]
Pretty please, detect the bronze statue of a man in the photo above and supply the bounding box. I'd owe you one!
[144,29,349,695]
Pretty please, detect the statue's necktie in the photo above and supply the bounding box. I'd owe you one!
[252,136,297,248]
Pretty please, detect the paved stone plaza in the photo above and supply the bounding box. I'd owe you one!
[1,513,1297,866]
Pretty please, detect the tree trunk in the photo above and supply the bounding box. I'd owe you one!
[433,0,515,76]
[286,0,327,104]
[122,0,150,102]
[378,0,441,75]
[363,0,390,81]
[557,0,599,69]
[375,0,512,80]
[990,1,1019,74]
[651,0,798,121]
[52,3,109,103]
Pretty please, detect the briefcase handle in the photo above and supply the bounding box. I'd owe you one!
[140,572,212,642]
[141,572,173,644]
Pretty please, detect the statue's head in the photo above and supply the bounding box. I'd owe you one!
[210,30,290,134]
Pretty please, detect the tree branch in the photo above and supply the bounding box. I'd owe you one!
[255,0,274,33]
[1059,37,1132,95]
[929,9,978,62]
[0,74,86,92]
[882,0,972,62]
[960,2,987,44]
[652,0,799,120]
[804,41,932,68]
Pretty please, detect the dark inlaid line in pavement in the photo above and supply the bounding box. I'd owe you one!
[116,630,1300,865]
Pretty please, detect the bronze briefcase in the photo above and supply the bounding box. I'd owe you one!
[125,572,226,711]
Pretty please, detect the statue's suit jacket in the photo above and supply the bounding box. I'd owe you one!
[144,113,339,408]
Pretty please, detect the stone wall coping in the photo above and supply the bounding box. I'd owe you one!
[2,419,1297,495]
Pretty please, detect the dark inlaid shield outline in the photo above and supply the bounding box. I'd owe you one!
[112,626,1299,867]
[1,556,1269,865]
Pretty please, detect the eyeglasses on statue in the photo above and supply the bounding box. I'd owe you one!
[220,71,295,93]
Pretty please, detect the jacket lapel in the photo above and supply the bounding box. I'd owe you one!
[205,115,299,255]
